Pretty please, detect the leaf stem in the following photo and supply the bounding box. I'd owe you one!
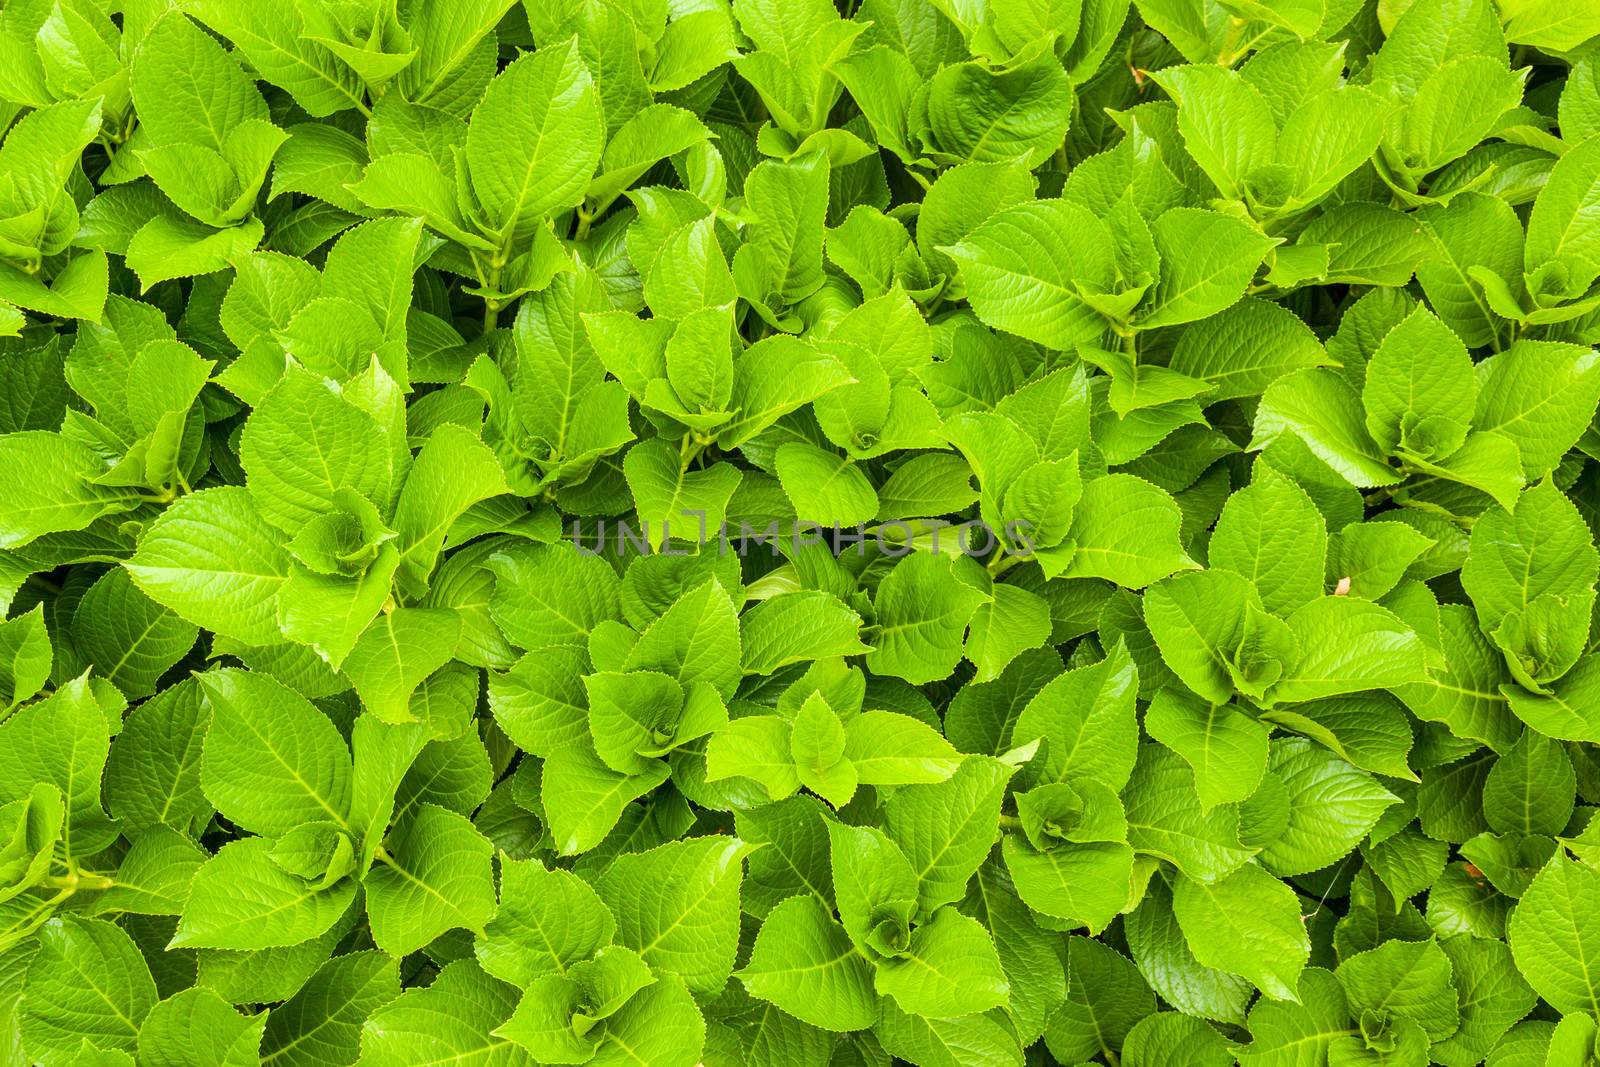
[987,553,1021,580]
[679,433,706,475]
[1216,17,1247,65]
[43,871,114,892]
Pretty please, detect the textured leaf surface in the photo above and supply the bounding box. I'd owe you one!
[2,8,1592,1066]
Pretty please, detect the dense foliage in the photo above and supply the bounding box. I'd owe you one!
[2,0,1600,1063]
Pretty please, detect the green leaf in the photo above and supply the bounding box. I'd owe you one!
[1335,937,1461,1042]
[1148,65,1276,199]
[1416,193,1522,349]
[0,605,52,711]
[1044,936,1154,1064]
[884,755,1014,912]
[1014,640,1140,788]
[487,542,621,655]
[259,950,400,1066]
[1126,877,1254,1025]
[105,680,212,835]
[390,424,509,597]
[1483,727,1575,836]
[1002,835,1135,932]
[1145,688,1269,812]
[466,40,603,247]
[623,439,742,545]
[1143,568,1280,705]
[737,894,878,1032]
[131,14,269,153]
[1326,522,1434,601]
[1137,208,1277,328]
[944,200,1118,349]
[172,838,356,950]
[1526,133,1600,294]
[1362,305,1475,461]
[1396,58,1525,176]
[542,739,669,856]
[359,961,526,1067]
[1124,743,1256,884]
[966,583,1052,682]
[774,443,879,526]
[1272,596,1427,705]
[22,917,157,1060]
[1234,967,1353,1066]
[789,692,856,808]
[1058,474,1195,588]
[594,836,751,994]
[0,677,114,858]
[1252,370,1401,488]
[1501,0,1600,49]
[366,803,495,956]
[135,987,265,1067]
[1208,464,1327,615]
[621,576,742,698]
[1259,739,1398,878]
[126,217,265,291]
[1172,863,1309,1002]
[733,152,831,312]
[197,668,352,838]
[843,710,962,786]
[125,487,290,647]
[1509,852,1600,1014]
[1167,297,1328,401]
[240,367,394,535]
[0,432,138,550]
[739,591,870,674]
[1431,934,1536,1065]
[926,47,1072,167]
[71,568,196,700]
[1460,480,1598,690]
[476,858,616,987]
[1473,340,1600,481]
[342,609,462,725]
[588,105,710,212]
[865,552,989,684]
[872,905,1010,1019]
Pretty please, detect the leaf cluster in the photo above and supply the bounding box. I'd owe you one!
[2,0,1600,1064]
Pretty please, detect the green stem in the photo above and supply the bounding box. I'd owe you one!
[1216,19,1273,67]
[1231,28,1277,64]
[679,433,706,475]
[987,553,1022,580]
[43,868,114,893]
[1215,17,1246,65]
[478,249,505,332]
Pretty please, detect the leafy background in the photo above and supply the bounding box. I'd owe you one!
[1,0,1599,1063]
